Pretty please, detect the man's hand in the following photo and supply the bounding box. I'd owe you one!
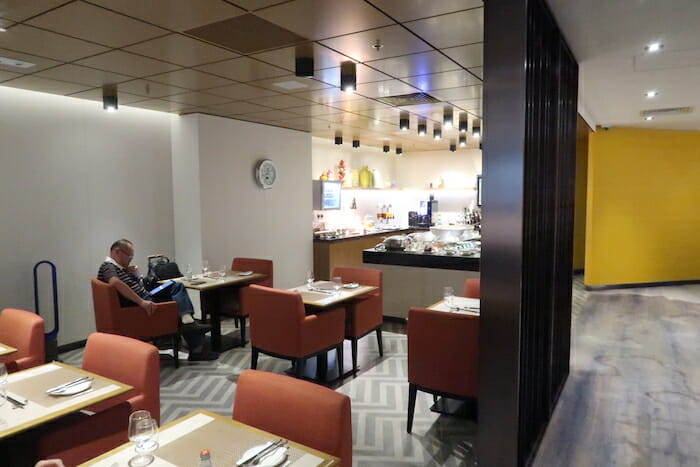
[127,265,141,278]
[139,299,157,316]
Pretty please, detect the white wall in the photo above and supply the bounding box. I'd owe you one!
[0,87,175,345]
[193,114,312,288]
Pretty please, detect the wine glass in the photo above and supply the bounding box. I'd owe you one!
[135,418,159,459]
[0,363,7,407]
[219,264,227,281]
[443,286,455,311]
[128,410,155,467]
[306,270,314,289]
[332,276,343,295]
[202,260,210,277]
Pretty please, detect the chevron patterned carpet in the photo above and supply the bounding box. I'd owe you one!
[60,321,477,466]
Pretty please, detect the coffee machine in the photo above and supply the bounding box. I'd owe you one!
[409,195,438,228]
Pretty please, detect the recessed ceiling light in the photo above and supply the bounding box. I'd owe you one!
[645,116,654,121]
[272,80,308,90]
[0,56,36,68]
[0,27,7,33]
[645,42,663,53]
[645,90,658,98]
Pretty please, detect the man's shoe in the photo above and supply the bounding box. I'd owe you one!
[188,349,219,361]
[180,321,212,336]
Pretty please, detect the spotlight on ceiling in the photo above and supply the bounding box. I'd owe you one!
[334,132,343,145]
[443,105,453,129]
[340,61,356,93]
[645,116,654,121]
[459,112,468,132]
[295,56,314,78]
[449,140,456,152]
[459,135,467,147]
[645,42,663,53]
[472,120,481,139]
[352,139,360,148]
[102,85,118,112]
[433,124,442,140]
[396,146,403,155]
[417,118,427,136]
[383,144,390,153]
[399,111,410,131]
[645,90,658,98]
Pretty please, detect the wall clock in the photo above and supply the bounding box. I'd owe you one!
[255,159,277,189]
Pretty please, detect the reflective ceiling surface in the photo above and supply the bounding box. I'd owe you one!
[0,0,484,152]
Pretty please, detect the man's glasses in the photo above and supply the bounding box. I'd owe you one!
[120,249,134,260]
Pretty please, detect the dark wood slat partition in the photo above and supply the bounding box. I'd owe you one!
[480,0,578,465]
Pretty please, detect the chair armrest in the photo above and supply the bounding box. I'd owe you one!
[111,302,179,340]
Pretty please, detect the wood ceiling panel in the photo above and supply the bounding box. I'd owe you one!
[86,0,246,32]
[404,70,481,91]
[76,50,180,77]
[0,0,72,22]
[291,87,363,105]
[250,43,350,73]
[67,87,146,104]
[28,2,167,47]
[0,69,20,81]
[404,8,483,49]
[0,47,61,74]
[469,66,482,79]
[441,43,483,69]
[1,75,92,95]
[286,104,344,118]
[315,63,391,88]
[195,56,288,82]
[205,82,278,100]
[246,75,331,93]
[36,64,132,87]
[241,109,300,121]
[0,18,12,28]
[117,79,190,98]
[366,0,483,22]
[330,98,392,112]
[228,0,287,11]
[0,24,108,61]
[205,101,270,115]
[125,33,238,67]
[320,25,432,63]
[128,98,195,112]
[255,0,394,41]
[397,102,446,119]
[163,91,231,106]
[147,68,232,90]
[356,79,419,98]
[366,50,460,78]
[431,85,481,101]
[249,93,314,109]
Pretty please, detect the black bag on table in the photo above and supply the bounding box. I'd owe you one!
[144,255,183,290]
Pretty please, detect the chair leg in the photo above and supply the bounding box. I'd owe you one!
[433,394,438,404]
[336,343,344,379]
[239,316,247,347]
[251,348,259,369]
[351,338,358,376]
[173,334,180,369]
[234,317,240,329]
[294,358,304,378]
[376,328,384,356]
[407,383,418,433]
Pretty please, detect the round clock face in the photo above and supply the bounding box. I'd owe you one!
[256,159,277,189]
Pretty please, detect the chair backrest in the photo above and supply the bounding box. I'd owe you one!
[332,266,382,292]
[242,285,305,355]
[408,307,479,397]
[91,278,124,333]
[82,332,161,423]
[233,370,352,467]
[464,278,481,299]
[332,267,383,336]
[0,308,45,372]
[232,257,273,287]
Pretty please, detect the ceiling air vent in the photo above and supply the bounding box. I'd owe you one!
[640,106,693,117]
[376,92,440,107]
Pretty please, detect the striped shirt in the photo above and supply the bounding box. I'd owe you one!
[97,257,148,307]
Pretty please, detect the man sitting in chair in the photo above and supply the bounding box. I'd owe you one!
[98,239,218,361]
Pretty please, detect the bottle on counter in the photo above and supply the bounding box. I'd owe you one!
[198,449,214,467]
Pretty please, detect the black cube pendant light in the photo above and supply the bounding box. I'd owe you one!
[459,134,467,147]
[433,123,442,140]
[399,111,409,131]
[459,112,468,132]
[340,61,356,93]
[417,118,427,136]
[352,139,360,148]
[443,105,453,129]
[383,144,390,153]
[396,146,403,155]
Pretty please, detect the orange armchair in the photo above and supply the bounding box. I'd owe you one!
[407,307,479,433]
[218,257,274,345]
[233,370,352,467]
[332,267,383,375]
[91,278,180,368]
[242,285,345,378]
[0,308,45,373]
[82,332,161,423]
[464,278,481,298]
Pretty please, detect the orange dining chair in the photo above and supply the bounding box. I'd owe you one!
[91,278,180,368]
[218,257,274,345]
[332,267,383,375]
[407,307,479,433]
[0,308,45,373]
[464,278,481,298]
[233,369,352,467]
[242,285,345,378]
[82,332,161,423]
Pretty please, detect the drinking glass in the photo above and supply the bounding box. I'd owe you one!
[128,411,156,467]
[332,276,343,295]
[306,270,314,289]
[443,286,455,310]
[0,363,7,407]
[201,260,209,277]
[219,265,227,280]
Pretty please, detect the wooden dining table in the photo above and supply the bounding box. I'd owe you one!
[0,342,17,357]
[80,409,339,466]
[172,271,266,351]
[0,362,132,440]
[427,296,481,315]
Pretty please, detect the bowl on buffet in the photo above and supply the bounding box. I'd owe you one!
[430,225,473,243]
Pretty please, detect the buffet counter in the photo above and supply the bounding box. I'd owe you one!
[362,248,479,271]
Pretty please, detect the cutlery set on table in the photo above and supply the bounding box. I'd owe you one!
[237,438,289,466]
[45,376,94,396]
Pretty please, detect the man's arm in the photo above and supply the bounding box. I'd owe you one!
[107,277,156,316]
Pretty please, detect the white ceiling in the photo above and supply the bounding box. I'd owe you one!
[548,0,700,130]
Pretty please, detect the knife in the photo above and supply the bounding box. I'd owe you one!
[46,376,92,394]
[6,394,27,408]
[237,439,285,466]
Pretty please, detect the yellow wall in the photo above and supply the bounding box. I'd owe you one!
[585,127,700,286]
[572,117,590,271]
